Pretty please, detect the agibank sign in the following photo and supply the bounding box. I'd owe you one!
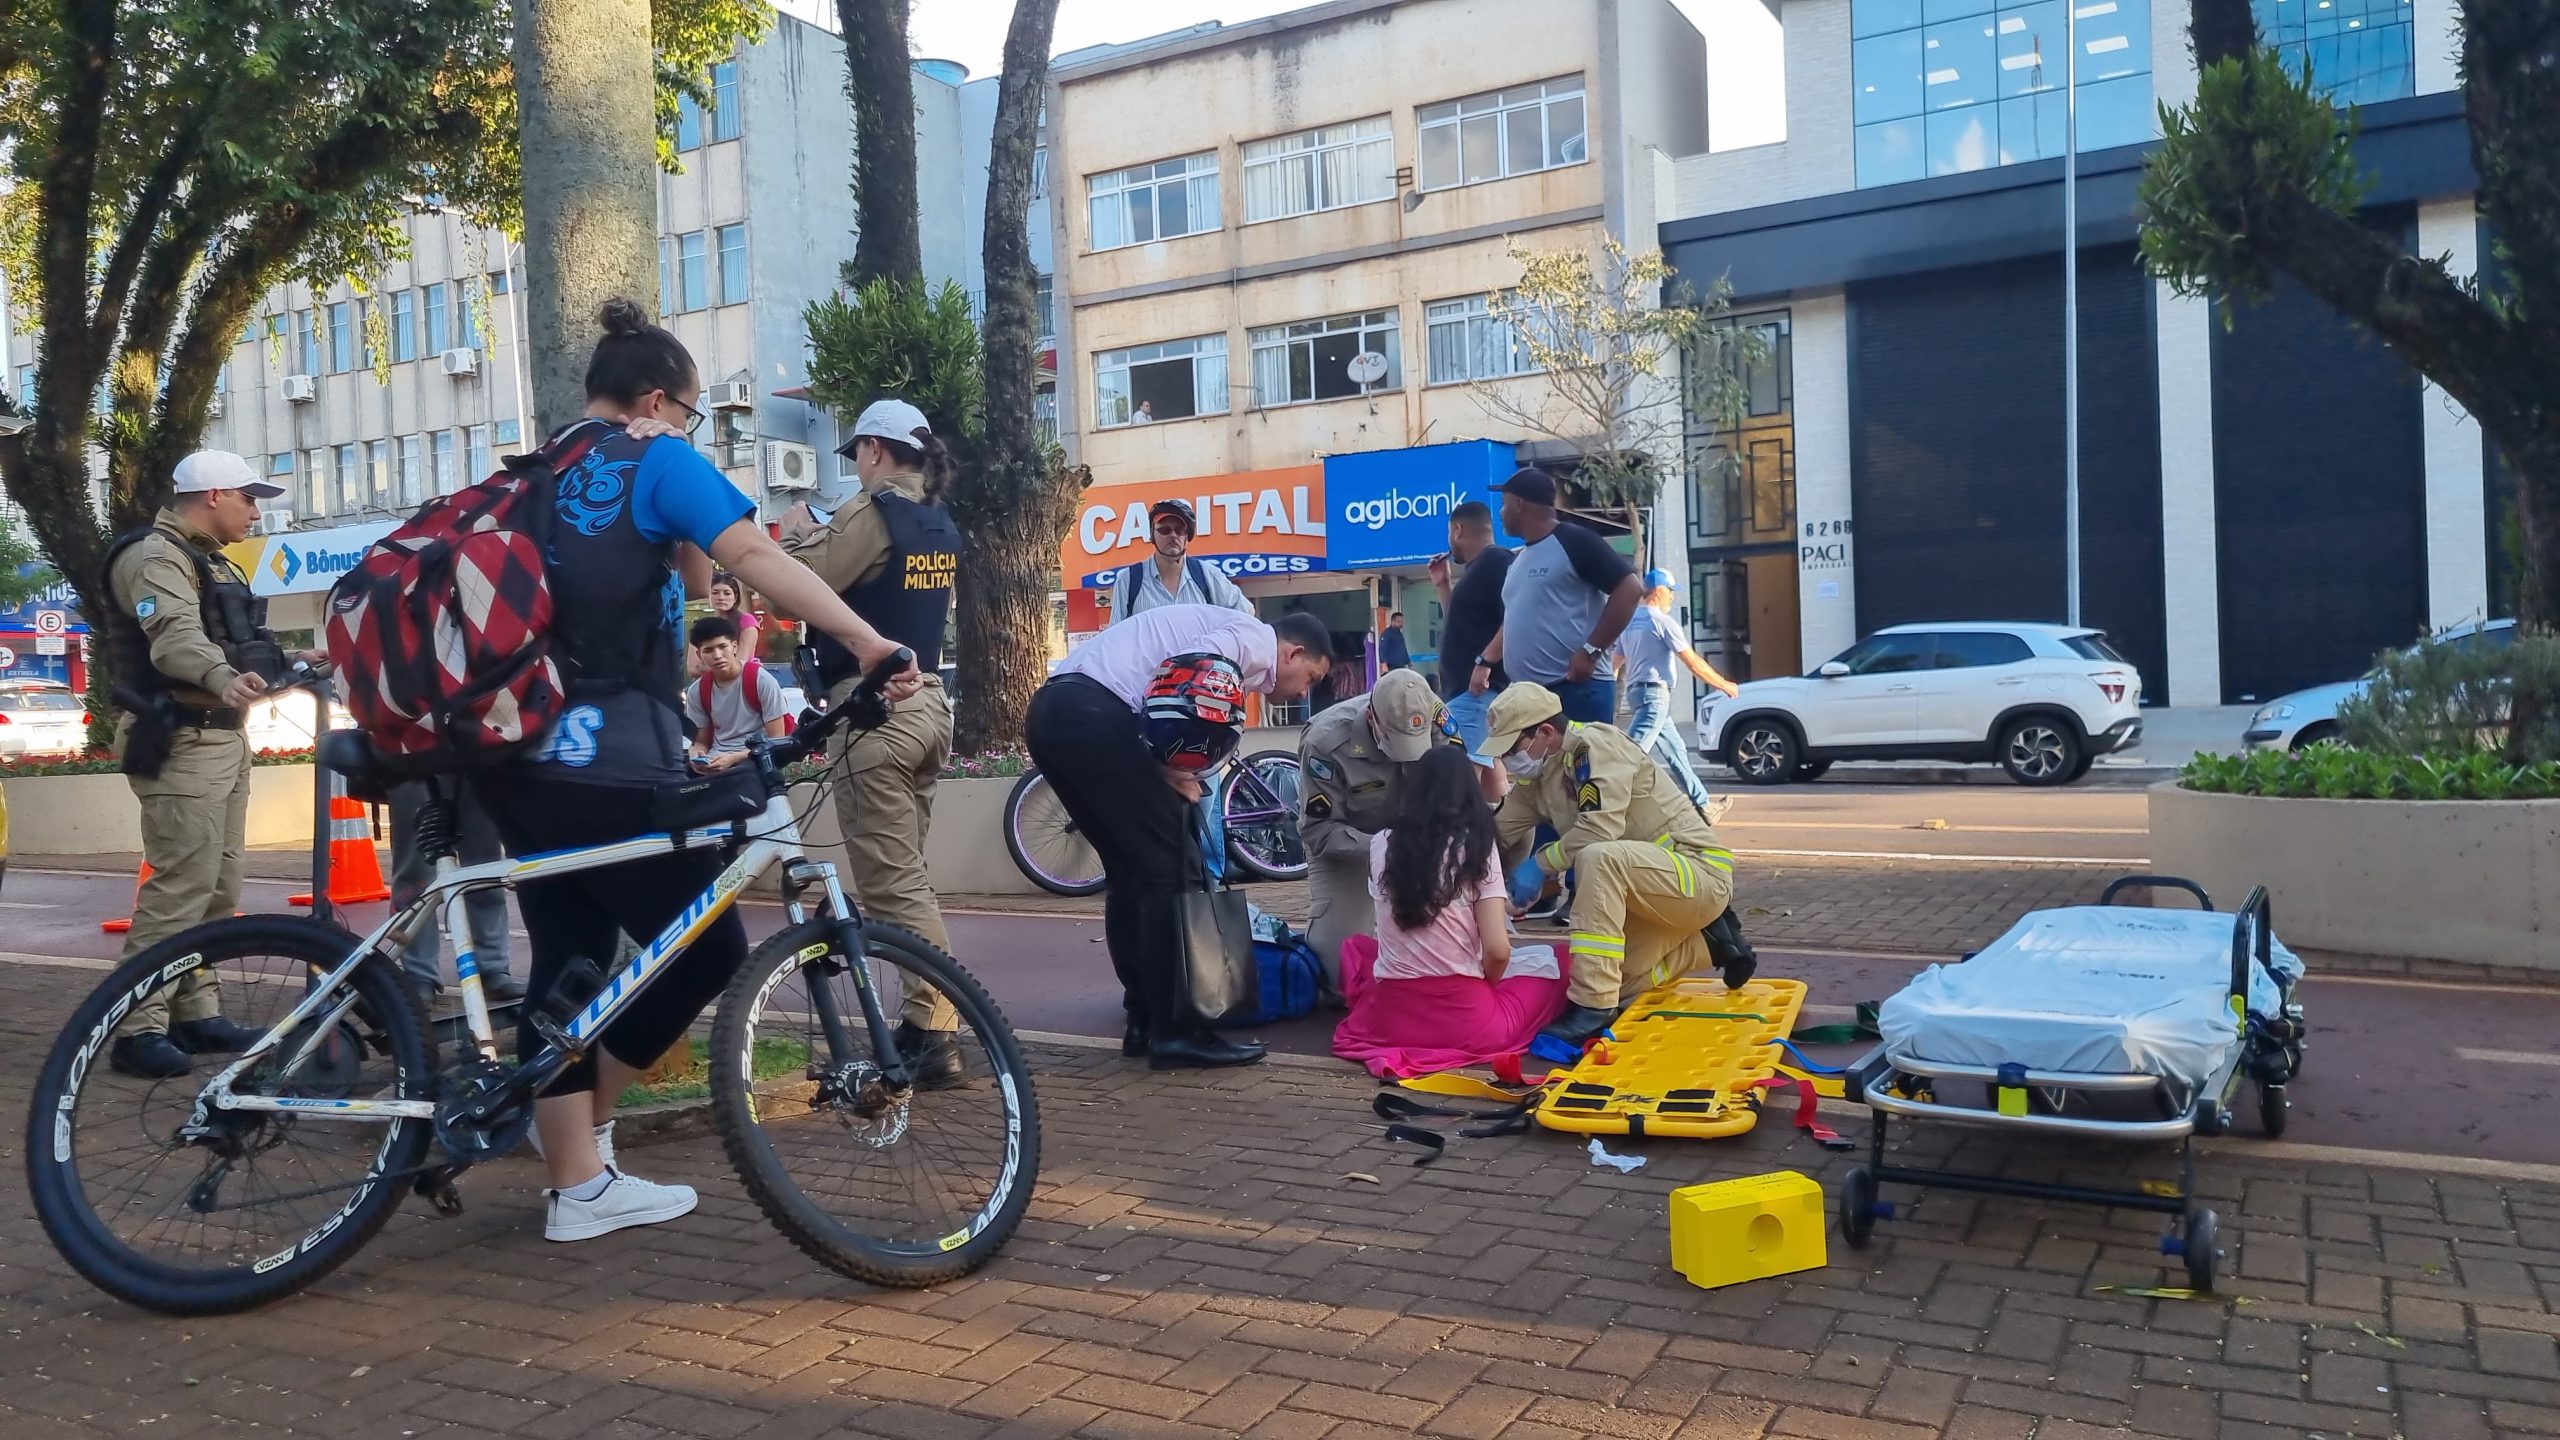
[1062,467,1329,588]
[224,519,400,597]
[1322,439,1521,569]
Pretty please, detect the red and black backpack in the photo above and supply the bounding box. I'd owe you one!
[323,419,611,776]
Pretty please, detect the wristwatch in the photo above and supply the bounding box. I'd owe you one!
[1471,656,1490,669]
[1579,642,1607,660]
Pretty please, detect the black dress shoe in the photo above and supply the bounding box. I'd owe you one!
[170,1014,264,1054]
[1702,909,1758,991]
[892,1022,968,1089]
[1122,1021,1148,1058]
[478,972,528,1004]
[110,1032,194,1079]
[1148,1031,1266,1071]
[1534,1002,1619,1051]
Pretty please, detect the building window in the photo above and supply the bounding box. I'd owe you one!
[1034,274,1054,342]
[488,268,510,296]
[1094,335,1228,427]
[716,224,748,305]
[678,232,709,311]
[390,290,417,362]
[1417,75,1588,191]
[297,309,323,375]
[326,301,353,372]
[1850,0,2154,188]
[14,366,32,411]
[432,429,458,492]
[496,418,522,446]
[334,443,359,512]
[424,282,450,353]
[305,448,331,517]
[676,93,704,152]
[712,61,741,141]
[268,452,294,478]
[1087,153,1220,251]
[2252,0,2412,105]
[1249,309,1401,407]
[467,424,491,481]
[1031,146,1048,199]
[659,237,676,317]
[1242,117,1394,222]
[366,439,391,508]
[1424,294,1545,384]
[456,284,480,349]
[397,434,423,507]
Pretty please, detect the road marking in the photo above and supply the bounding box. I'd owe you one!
[2456,1047,2560,1068]
[1738,847,2146,866]
[1724,822,2150,836]
[0,900,56,909]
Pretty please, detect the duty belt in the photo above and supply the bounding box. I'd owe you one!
[176,705,244,730]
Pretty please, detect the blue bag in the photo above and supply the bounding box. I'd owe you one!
[1215,931,1322,1028]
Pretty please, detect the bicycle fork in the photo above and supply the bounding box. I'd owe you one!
[786,859,914,1092]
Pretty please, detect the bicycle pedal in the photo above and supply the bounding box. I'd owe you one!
[411,1171,465,1217]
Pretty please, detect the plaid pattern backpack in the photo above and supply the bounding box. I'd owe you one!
[324,419,612,776]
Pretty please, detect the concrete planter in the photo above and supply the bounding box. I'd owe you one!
[758,774,1039,897]
[2148,781,2559,968]
[7,764,325,856]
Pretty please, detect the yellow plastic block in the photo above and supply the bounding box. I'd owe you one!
[1668,1170,1827,1290]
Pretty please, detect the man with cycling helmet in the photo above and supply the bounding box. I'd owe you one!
[1028,604,1332,1070]
[1111,498,1255,618]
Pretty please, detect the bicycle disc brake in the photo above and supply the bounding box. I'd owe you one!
[814,1059,910,1147]
[432,1059,537,1164]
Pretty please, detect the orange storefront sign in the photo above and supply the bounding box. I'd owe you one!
[1061,466,1328,590]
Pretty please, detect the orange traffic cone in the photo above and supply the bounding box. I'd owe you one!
[100,862,155,934]
[291,772,391,907]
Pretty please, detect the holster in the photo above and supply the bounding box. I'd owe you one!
[113,687,178,780]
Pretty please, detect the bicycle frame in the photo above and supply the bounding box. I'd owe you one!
[187,786,859,1129]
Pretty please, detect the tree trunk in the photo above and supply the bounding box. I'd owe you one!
[948,0,1071,755]
[838,0,923,290]
[512,0,662,437]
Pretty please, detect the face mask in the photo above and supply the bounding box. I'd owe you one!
[1503,749,1544,779]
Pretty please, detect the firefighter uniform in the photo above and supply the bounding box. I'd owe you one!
[786,468,961,1031]
[103,508,288,1041]
[1294,670,1453,988]
[1488,701,1736,1012]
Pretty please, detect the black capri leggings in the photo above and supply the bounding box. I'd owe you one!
[476,775,752,1097]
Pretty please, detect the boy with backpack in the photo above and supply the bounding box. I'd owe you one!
[683,614,787,770]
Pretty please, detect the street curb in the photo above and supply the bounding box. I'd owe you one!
[1711,762,2179,788]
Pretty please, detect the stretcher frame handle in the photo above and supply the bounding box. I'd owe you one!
[2099,874,2214,911]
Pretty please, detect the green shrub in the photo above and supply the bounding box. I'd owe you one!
[2337,625,2560,764]
[0,747,317,779]
[2181,746,2560,801]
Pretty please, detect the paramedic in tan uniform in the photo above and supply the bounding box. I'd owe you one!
[99,451,294,1078]
[1475,681,1739,1051]
[779,399,964,1072]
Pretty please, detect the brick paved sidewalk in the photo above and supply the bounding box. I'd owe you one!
[4,963,2557,1439]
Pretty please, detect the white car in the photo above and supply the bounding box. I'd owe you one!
[2243,618,2516,751]
[0,681,93,758]
[1698,622,2144,786]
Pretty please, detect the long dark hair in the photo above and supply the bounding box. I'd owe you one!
[584,297,697,405]
[868,425,955,501]
[1379,746,1498,932]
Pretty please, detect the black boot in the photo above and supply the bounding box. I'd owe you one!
[170,1014,264,1054]
[1148,1028,1265,1071]
[110,1032,193,1079]
[892,1022,968,1089]
[1702,909,1758,991]
[1122,1020,1148,1058]
[1535,1002,1619,1052]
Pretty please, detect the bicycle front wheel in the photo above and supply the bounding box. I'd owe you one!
[24,916,433,1315]
[1002,769,1106,897]
[711,919,1040,1288]
[1223,749,1308,882]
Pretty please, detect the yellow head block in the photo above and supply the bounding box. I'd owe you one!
[1668,1170,1827,1290]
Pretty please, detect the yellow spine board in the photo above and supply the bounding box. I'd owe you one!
[1533,978,1809,1138]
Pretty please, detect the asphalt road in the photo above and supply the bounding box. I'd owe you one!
[1716,782,2153,863]
[6,858,2552,1176]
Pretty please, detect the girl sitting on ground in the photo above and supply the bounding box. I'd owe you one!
[1332,746,1569,1078]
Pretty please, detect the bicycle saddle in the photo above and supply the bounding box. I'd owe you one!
[317,729,395,803]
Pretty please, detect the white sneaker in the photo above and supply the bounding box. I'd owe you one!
[543,1169,698,1242]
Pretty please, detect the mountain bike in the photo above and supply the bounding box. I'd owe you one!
[1002,749,1307,896]
[25,651,1040,1316]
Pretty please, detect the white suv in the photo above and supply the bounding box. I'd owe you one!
[1698,622,2144,786]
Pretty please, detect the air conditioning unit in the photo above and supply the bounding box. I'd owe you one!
[704,381,754,410]
[762,440,818,492]
[281,374,317,403]
[440,348,480,377]
[206,392,225,418]
[258,507,296,535]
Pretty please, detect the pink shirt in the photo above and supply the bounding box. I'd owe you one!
[1367,832,1505,981]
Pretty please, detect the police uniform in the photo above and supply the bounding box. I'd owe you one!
[1295,671,1456,988]
[786,469,961,1031]
[1492,714,1736,1012]
[102,508,287,1043]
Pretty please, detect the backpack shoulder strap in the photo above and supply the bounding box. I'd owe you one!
[740,658,764,719]
[695,672,714,720]
[1118,562,1141,614]
[1187,557,1211,601]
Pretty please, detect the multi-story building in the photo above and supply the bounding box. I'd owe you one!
[1658,0,2480,706]
[1043,0,1710,686]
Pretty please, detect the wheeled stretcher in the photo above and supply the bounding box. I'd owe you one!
[1835,875,2307,1292]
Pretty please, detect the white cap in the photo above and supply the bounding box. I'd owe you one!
[839,398,932,457]
[172,449,285,499]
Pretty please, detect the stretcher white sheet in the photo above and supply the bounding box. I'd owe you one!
[1879,908,2302,1082]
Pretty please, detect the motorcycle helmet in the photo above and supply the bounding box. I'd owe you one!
[1142,652,1247,773]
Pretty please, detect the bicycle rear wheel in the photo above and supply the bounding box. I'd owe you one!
[1002,769,1105,897]
[711,918,1040,1287]
[1222,750,1308,882]
[23,916,433,1315]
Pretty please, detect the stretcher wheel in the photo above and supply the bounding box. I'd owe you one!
[2181,1208,2219,1292]
[1839,1166,1878,1249]
[2257,1082,2288,1138]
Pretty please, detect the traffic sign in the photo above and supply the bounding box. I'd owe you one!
[32,609,66,635]
[0,646,19,668]
[34,636,65,656]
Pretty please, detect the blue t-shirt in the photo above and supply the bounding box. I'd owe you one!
[529,433,754,786]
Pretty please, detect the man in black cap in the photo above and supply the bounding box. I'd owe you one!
[1474,467,1641,725]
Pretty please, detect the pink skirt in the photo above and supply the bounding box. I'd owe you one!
[1330,934,1571,1079]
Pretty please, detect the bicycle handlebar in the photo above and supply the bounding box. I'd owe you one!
[754,646,915,774]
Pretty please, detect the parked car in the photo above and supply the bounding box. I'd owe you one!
[1697,622,2144,787]
[0,680,94,759]
[2243,617,2517,751]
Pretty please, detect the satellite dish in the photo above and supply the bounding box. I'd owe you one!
[1346,351,1389,387]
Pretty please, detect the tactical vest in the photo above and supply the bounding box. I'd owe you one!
[546,427,683,712]
[101,521,282,712]
[814,488,960,688]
